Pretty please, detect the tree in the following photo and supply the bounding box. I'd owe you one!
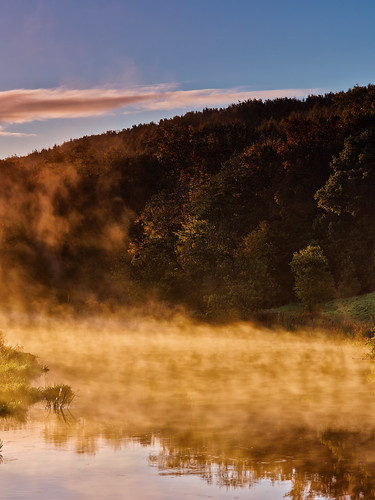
[335,255,361,298]
[315,129,375,217]
[128,191,182,297]
[290,245,335,311]
[315,129,375,290]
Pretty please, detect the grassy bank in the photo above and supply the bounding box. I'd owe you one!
[259,292,375,335]
[0,333,73,418]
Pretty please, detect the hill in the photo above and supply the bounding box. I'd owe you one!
[1,84,375,320]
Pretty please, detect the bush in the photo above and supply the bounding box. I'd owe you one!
[291,245,335,311]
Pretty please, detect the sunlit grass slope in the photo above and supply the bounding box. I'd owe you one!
[273,292,375,320]
[269,292,375,331]
[323,292,375,321]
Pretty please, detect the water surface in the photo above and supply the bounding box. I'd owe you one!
[1,316,374,499]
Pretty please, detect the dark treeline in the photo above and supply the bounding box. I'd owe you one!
[2,84,375,319]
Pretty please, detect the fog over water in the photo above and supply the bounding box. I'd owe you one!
[0,312,374,498]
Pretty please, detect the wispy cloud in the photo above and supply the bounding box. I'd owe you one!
[0,85,324,125]
[139,87,325,111]
[0,126,36,137]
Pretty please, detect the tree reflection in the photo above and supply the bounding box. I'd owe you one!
[146,426,375,499]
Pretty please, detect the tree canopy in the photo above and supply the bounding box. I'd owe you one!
[1,85,375,318]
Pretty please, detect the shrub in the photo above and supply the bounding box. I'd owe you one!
[291,245,335,311]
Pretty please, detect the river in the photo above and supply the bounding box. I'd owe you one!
[0,314,373,499]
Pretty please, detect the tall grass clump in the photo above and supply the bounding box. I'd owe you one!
[43,385,75,411]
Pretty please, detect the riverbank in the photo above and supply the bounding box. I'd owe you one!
[0,333,73,417]
[257,292,375,336]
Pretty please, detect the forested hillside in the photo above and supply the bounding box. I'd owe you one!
[2,84,375,319]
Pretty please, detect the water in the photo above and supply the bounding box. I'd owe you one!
[0,413,292,499]
[0,315,374,499]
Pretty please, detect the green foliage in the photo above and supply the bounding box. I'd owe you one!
[175,216,213,272]
[237,223,280,307]
[290,245,335,311]
[128,191,182,298]
[316,129,375,217]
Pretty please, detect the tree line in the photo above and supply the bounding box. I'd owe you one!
[1,84,375,318]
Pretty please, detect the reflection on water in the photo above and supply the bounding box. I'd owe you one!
[1,315,375,499]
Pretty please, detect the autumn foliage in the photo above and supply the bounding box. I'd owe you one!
[1,85,375,318]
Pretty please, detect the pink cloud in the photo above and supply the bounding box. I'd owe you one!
[0,85,324,125]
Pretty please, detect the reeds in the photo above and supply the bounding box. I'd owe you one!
[42,385,75,411]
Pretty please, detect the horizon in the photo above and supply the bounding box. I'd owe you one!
[1,87,335,159]
[0,0,374,158]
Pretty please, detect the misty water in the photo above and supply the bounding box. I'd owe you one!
[1,314,375,499]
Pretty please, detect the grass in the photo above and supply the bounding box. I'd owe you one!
[263,292,375,335]
[271,292,375,321]
[0,332,74,418]
[0,333,43,417]
[43,384,75,411]
[323,292,375,322]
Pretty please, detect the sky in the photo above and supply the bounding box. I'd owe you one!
[0,0,374,158]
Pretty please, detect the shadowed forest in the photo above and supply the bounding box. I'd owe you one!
[2,84,375,321]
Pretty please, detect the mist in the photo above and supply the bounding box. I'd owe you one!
[2,312,374,496]
[0,150,136,312]
[2,314,371,441]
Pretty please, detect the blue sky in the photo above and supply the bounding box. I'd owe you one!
[0,0,374,158]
